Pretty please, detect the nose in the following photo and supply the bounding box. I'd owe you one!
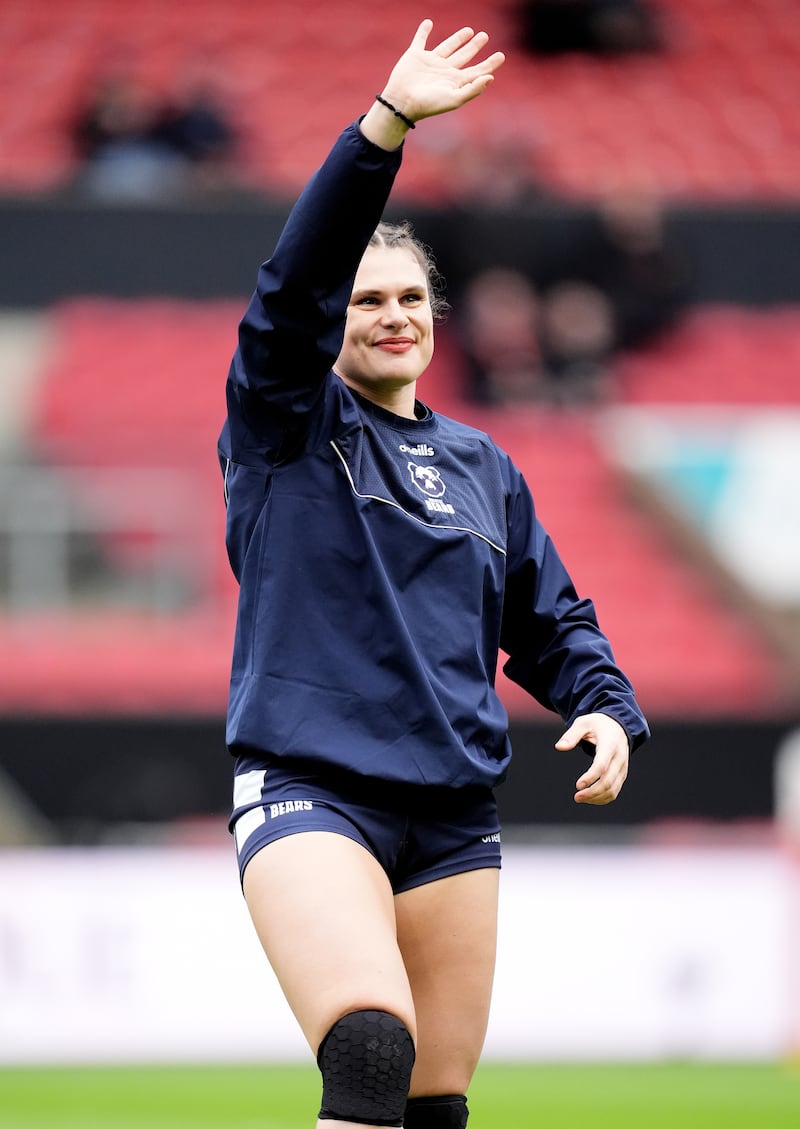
[380,299,408,326]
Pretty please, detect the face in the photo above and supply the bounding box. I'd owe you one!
[334,245,434,414]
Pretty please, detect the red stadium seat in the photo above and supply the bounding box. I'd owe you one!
[617,306,800,404]
[0,0,798,200]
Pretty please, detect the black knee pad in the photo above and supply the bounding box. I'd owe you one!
[317,1008,415,1126]
[404,1094,469,1129]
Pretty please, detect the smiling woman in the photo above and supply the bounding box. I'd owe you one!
[217,18,648,1129]
[334,240,435,417]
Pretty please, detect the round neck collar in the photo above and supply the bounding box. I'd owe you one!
[351,389,436,429]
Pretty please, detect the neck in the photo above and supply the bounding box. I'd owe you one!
[336,372,418,419]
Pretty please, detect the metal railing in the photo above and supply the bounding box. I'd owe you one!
[0,464,214,613]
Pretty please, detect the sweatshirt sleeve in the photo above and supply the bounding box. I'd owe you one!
[226,121,403,460]
[499,459,650,752]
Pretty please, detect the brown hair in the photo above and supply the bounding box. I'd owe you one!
[368,221,449,320]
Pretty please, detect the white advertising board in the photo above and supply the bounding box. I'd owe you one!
[0,844,794,1063]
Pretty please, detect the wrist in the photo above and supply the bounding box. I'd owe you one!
[360,99,411,151]
[374,93,416,130]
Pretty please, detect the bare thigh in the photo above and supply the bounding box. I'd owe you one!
[395,867,499,1097]
[243,831,416,1054]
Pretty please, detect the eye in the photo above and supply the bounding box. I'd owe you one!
[402,292,425,305]
[355,295,379,306]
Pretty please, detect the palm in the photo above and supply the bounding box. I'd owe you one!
[384,21,505,121]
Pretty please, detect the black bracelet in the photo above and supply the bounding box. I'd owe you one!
[375,93,416,129]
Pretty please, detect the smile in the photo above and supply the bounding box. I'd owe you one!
[374,338,414,353]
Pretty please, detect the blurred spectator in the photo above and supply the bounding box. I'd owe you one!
[448,123,548,207]
[457,267,544,404]
[71,60,238,201]
[152,62,238,193]
[518,0,663,56]
[537,278,616,397]
[456,266,615,406]
[409,112,548,208]
[540,183,689,357]
[455,185,688,406]
[71,66,183,201]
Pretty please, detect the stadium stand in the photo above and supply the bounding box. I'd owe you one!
[616,305,800,403]
[0,0,798,201]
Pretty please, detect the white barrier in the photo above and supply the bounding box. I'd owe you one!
[0,843,793,1063]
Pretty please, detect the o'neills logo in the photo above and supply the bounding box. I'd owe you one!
[399,443,435,456]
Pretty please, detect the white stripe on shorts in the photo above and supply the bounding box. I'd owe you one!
[234,805,267,857]
[233,768,268,810]
[232,768,268,857]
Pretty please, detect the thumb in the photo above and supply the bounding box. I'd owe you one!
[411,18,433,50]
[555,722,582,751]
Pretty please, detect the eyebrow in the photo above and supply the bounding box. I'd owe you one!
[351,284,426,300]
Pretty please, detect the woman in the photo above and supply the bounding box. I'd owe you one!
[220,21,649,1129]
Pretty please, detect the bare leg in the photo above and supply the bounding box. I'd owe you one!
[395,868,499,1098]
[242,831,416,1128]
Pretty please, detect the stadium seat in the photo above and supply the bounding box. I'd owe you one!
[0,0,798,201]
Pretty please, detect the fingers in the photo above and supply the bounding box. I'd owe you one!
[433,26,482,61]
[431,26,482,59]
[430,26,504,77]
[448,66,500,109]
[556,713,630,806]
[409,20,480,61]
[435,29,505,78]
[459,51,506,89]
[477,50,507,77]
[574,753,628,805]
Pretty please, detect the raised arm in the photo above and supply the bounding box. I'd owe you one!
[226,22,504,456]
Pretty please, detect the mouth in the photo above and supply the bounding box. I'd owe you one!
[374,337,415,353]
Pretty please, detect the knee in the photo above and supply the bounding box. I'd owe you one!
[317,1009,415,1127]
[404,1094,469,1128]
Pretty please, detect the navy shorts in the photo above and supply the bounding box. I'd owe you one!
[230,755,502,894]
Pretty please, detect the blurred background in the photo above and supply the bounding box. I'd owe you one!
[0,0,799,1070]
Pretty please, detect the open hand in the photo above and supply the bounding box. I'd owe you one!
[381,19,505,124]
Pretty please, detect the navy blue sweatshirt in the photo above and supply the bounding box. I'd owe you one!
[218,121,649,788]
